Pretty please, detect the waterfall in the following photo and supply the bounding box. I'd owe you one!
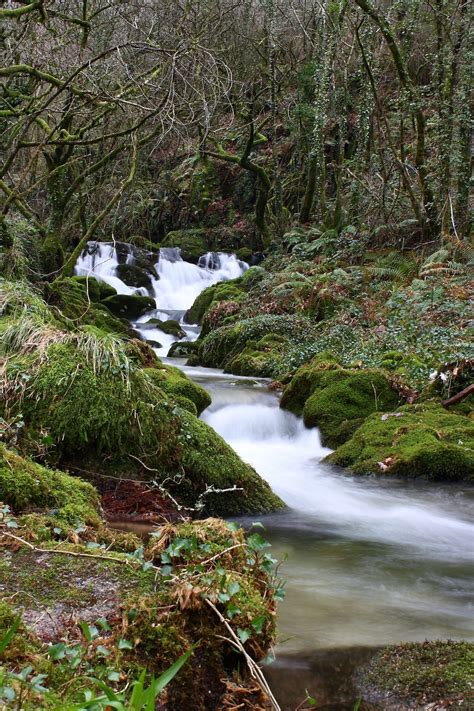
[74,241,248,356]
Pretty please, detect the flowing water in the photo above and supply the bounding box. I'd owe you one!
[75,242,474,706]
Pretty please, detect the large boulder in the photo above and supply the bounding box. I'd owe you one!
[161,228,209,263]
[4,333,283,516]
[326,403,474,482]
[102,293,155,319]
[281,358,400,447]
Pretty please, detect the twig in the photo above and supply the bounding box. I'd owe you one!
[205,599,281,711]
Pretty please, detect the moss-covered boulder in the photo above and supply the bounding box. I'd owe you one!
[185,281,244,325]
[139,318,187,338]
[168,341,198,358]
[116,263,153,289]
[145,363,211,415]
[197,314,316,373]
[360,641,474,708]
[326,403,474,481]
[226,334,288,378]
[45,277,129,334]
[102,293,155,319]
[0,445,100,528]
[4,336,282,516]
[162,228,209,263]
[281,358,400,447]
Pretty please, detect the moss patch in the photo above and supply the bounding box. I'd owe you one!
[0,445,100,528]
[4,335,282,516]
[326,403,474,481]
[186,281,245,325]
[144,363,211,416]
[162,228,209,263]
[45,277,129,334]
[361,641,474,706]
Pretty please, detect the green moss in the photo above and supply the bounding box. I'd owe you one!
[0,445,100,527]
[45,277,128,334]
[176,412,284,516]
[226,333,288,377]
[162,228,209,263]
[144,318,186,338]
[186,281,244,325]
[326,403,474,481]
[5,338,281,516]
[144,364,211,416]
[362,641,474,705]
[198,314,316,372]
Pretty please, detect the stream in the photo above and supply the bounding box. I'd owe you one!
[76,243,474,708]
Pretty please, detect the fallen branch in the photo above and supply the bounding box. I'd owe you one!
[442,384,474,408]
[205,598,281,711]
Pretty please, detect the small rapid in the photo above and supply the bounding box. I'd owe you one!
[74,241,474,654]
[74,242,248,356]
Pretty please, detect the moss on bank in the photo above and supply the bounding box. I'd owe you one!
[161,228,209,263]
[361,640,474,707]
[0,519,280,710]
[185,281,245,325]
[281,357,401,447]
[3,304,283,515]
[326,403,474,482]
[0,446,100,528]
[197,314,317,372]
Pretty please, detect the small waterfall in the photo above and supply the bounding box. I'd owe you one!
[74,241,248,356]
[74,242,147,296]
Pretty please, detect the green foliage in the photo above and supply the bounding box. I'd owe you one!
[186,281,245,326]
[198,314,318,371]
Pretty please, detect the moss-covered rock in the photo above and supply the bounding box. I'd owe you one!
[145,363,211,416]
[0,445,100,528]
[226,334,288,378]
[185,281,244,325]
[197,314,316,373]
[4,336,282,516]
[281,358,400,447]
[326,403,474,481]
[162,228,209,263]
[101,293,155,320]
[360,641,474,708]
[168,341,198,358]
[116,263,153,289]
[45,277,129,334]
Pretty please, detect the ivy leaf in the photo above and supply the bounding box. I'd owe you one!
[251,615,266,634]
[118,638,133,650]
[237,628,250,644]
[48,642,66,660]
[228,581,240,597]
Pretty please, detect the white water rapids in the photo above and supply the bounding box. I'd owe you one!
[75,241,474,653]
